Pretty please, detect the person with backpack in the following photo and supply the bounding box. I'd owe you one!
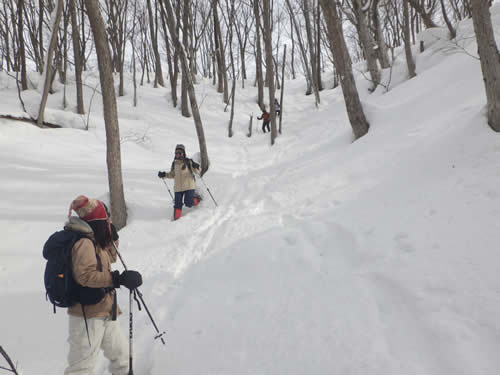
[62,195,143,375]
[257,107,271,133]
[158,144,201,220]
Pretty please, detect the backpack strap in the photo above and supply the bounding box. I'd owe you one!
[185,159,199,180]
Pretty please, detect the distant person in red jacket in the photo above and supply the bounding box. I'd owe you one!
[257,107,271,133]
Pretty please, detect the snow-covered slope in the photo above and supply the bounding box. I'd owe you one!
[1,8,500,375]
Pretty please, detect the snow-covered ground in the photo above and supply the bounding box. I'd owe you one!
[2,8,500,375]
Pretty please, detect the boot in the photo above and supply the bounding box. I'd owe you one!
[173,208,182,220]
[193,192,202,206]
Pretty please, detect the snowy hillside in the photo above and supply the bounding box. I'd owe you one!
[1,8,500,375]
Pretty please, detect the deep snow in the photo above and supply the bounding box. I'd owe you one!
[1,8,500,375]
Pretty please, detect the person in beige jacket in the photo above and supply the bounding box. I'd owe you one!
[64,195,142,375]
[158,144,201,220]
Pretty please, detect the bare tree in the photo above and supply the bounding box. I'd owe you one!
[0,346,19,375]
[181,0,191,117]
[440,0,456,39]
[146,0,165,87]
[37,0,63,127]
[407,0,438,28]
[319,0,369,139]
[262,0,277,144]
[352,0,381,91]
[252,0,264,109]
[225,0,236,137]
[69,0,84,114]
[372,0,390,69]
[403,0,416,78]
[84,0,127,229]
[470,0,500,132]
[304,0,321,104]
[18,0,28,89]
[285,0,314,96]
[279,44,286,134]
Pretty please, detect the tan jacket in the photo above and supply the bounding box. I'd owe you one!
[165,159,200,192]
[68,236,120,318]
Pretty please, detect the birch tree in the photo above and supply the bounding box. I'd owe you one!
[470,0,500,131]
[319,0,369,139]
[37,0,63,127]
[84,0,127,229]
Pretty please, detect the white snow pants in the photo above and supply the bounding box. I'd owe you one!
[64,315,129,375]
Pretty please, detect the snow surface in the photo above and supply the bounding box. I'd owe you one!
[2,9,500,375]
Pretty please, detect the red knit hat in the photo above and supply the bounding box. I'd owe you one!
[68,195,108,222]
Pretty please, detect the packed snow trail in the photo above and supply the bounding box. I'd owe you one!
[2,11,500,374]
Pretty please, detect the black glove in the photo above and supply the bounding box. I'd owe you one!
[158,171,166,178]
[112,270,143,290]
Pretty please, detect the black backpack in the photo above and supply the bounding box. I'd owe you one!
[43,229,105,310]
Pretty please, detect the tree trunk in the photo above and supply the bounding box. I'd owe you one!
[304,0,320,104]
[407,0,438,28]
[319,0,369,139]
[39,0,44,65]
[70,0,84,114]
[290,12,296,79]
[440,0,456,39]
[213,1,224,94]
[18,0,27,90]
[159,0,177,107]
[146,0,164,87]
[228,0,236,137]
[279,44,286,134]
[354,0,380,91]
[181,0,190,117]
[372,0,390,69]
[286,0,314,96]
[37,0,63,127]
[315,2,323,90]
[253,0,264,109]
[471,0,500,131]
[262,0,277,144]
[84,0,127,229]
[403,0,417,78]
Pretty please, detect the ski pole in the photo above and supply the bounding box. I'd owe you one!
[199,175,218,207]
[128,289,134,375]
[113,242,166,345]
[161,178,174,200]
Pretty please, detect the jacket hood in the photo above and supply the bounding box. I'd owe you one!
[64,216,94,235]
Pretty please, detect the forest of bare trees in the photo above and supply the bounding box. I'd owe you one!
[1,0,497,130]
[0,0,498,226]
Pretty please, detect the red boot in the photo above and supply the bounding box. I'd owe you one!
[173,208,182,220]
[193,197,200,206]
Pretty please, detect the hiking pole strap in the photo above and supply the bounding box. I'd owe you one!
[135,289,166,345]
